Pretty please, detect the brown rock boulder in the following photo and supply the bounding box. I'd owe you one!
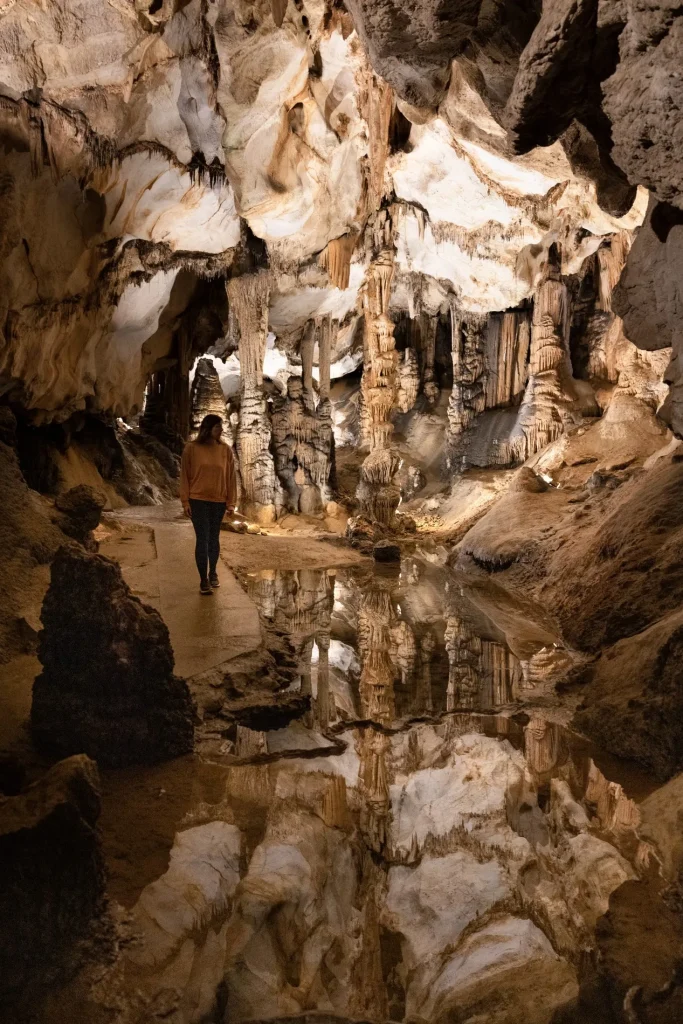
[32,545,195,768]
[0,754,107,1004]
[54,484,106,550]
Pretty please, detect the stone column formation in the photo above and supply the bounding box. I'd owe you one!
[271,317,334,515]
[516,255,575,459]
[357,244,401,525]
[227,272,277,524]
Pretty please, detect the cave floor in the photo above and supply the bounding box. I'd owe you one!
[8,508,680,1023]
[88,525,675,1024]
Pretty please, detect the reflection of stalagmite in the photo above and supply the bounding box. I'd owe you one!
[584,760,640,836]
[316,632,331,729]
[445,616,482,710]
[357,580,397,852]
[227,272,276,523]
[389,619,416,687]
[416,632,435,713]
[245,569,335,722]
[445,615,520,709]
[524,717,568,780]
[358,238,401,525]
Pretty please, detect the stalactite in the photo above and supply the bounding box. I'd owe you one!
[596,232,631,313]
[358,72,393,212]
[271,0,288,27]
[318,233,356,290]
[484,309,531,409]
[227,271,277,523]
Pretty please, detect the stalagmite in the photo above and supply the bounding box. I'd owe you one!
[396,348,420,413]
[271,373,333,514]
[300,319,315,404]
[190,357,227,437]
[317,316,333,401]
[446,309,488,468]
[516,249,576,460]
[418,313,440,405]
[596,232,631,313]
[357,237,401,525]
[227,272,277,524]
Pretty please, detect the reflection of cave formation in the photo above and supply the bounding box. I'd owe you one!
[246,568,335,728]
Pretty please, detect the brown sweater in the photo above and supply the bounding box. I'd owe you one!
[180,441,238,506]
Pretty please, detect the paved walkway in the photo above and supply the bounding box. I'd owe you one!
[153,523,262,679]
[103,508,263,681]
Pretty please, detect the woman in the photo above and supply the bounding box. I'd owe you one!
[180,414,238,595]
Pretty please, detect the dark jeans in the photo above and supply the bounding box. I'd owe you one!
[189,499,226,581]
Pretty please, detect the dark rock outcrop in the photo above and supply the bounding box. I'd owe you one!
[0,754,107,1004]
[54,484,106,550]
[32,545,195,768]
[574,610,683,780]
[373,539,401,562]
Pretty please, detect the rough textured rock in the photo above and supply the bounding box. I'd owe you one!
[0,433,61,662]
[574,609,683,780]
[0,755,107,1004]
[32,545,195,768]
[53,484,106,550]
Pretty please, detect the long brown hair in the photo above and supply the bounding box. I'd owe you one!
[196,414,222,444]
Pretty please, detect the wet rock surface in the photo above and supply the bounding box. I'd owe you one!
[32,545,195,768]
[17,556,652,1024]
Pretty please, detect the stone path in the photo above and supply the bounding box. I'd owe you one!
[153,523,262,679]
[102,506,263,680]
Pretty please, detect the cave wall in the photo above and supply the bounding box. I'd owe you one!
[1,0,682,516]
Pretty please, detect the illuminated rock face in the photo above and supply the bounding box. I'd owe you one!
[0,0,662,491]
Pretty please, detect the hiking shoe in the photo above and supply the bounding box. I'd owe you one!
[209,572,220,589]
[200,579,213,595]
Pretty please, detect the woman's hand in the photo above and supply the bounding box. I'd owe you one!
[182,503,191,518]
